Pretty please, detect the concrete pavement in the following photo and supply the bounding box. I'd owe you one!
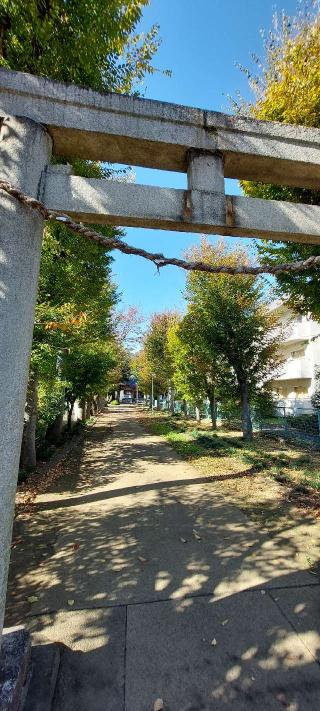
[5,407,320,709]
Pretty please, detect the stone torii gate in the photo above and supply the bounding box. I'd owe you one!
[1,68,320,654]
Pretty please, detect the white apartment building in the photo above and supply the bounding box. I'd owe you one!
[271,302,320,413]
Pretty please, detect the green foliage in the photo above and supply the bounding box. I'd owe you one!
[286,413,319,431]
[135,312,178,395]
[238,4,320,317]
[311,368,320,409]
[183,239,281,438]
[0,0,165,93]
[138,240,280,439]
[37,378,65,440]
[167,317,214,408]
[252,389,277,419]
[3,0,165,451]
[62,344,116,403]
[185,239,280,394]
[166,310,233,427]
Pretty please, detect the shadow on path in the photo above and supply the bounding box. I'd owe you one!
[6,407,320,710]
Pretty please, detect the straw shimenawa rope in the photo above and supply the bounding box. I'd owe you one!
[1,179,320,276]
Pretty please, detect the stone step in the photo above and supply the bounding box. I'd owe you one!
[23,643,61,711]
[0,627,31,711]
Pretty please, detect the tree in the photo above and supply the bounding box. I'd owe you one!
[0,0,165,93]
[62,344,116,430]
[143,312,178,409]
[184,240,281,440]
[132,348,153,402]
[167,314,231,427]
[237,3,320,318]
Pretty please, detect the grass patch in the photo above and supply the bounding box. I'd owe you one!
[139,411,320,524]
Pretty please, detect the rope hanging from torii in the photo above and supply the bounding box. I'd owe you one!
[1,179,320,277]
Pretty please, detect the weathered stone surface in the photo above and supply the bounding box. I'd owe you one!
[1,69,320,187]
[187,151,225,192]
[43,172,320,245]
[0,627,31,711]
[0,118,52,643]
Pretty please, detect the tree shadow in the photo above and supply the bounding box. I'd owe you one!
[5,408,320,709]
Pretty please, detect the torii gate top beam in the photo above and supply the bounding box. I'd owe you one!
[1,69,320,246]
[1,68,320,189]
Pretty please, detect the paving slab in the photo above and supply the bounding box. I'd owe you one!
[18,494,315,616]
[8,411,316,619]
[26,607,126,711]
[269,585,320,664]
[126,590,320,710]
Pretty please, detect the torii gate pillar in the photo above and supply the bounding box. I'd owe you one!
[0,116,52,645]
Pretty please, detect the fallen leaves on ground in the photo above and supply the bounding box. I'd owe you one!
[192,529,201,540]
[15,433,85,516]
[137,555,148,564]
[11,537,23,548]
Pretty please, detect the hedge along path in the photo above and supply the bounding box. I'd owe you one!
[1,179,320,277]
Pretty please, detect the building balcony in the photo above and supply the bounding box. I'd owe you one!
[285,321,310,344]
[275,358,313,381]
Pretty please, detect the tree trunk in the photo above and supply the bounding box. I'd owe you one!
[96,395,104,412]
[208,391,217,430]
[182,399,187,416]
[195,407,201,423]
[240,381,253,441]
[46,412,64,445]
[67,399,75,433]
[80,398,86,421]
[156,394,161,411]
[86,398,92,419]
[20,372,38,470]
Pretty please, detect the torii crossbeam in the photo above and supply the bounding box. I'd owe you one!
[1,69,320,243]
[1,68,320,650]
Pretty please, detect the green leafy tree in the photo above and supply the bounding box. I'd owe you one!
[237,3,320,318]
[167,314,232,427]
[143,312,178,409]
[184,240,281,440]
[62,344,116,430]
[132,348,154,401]
[0,0,165,93]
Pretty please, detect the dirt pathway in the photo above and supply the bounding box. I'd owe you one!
[6,407,320,710]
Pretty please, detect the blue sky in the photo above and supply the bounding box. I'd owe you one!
[112,0,299,319]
